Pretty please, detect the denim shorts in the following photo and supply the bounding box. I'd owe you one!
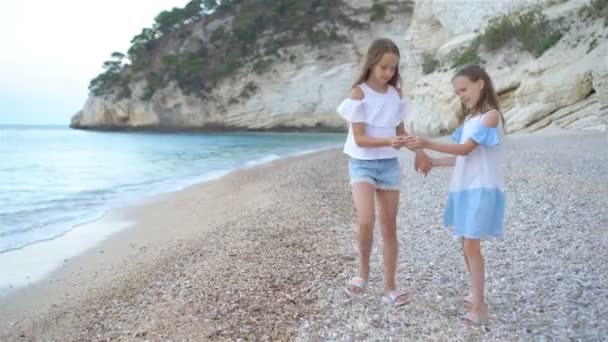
[348,157,401,191]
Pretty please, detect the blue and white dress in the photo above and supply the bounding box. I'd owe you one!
[444,112,505,239]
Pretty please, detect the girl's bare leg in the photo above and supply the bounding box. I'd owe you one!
[462,237,471,273]
[463,238,489,320]
[462,237,473,304]
[376,189,400,293]
[352,182,376,283]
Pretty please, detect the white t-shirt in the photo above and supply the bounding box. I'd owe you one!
[336,82,410,160]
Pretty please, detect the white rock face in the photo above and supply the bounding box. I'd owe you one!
[403,0,608,135]
[72,97,158,128]
[72,0,608,135]
[431,0,552,38]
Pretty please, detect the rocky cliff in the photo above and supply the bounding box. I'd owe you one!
[71,0,608,135]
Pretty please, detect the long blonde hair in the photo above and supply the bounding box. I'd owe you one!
[352,38,401,89]
[452,65,504,126]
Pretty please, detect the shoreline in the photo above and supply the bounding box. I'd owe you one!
[0,213,131,295]
[69,124,349,134]
[0,143,341,297]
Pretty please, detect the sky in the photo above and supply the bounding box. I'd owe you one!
[0,0,189,125]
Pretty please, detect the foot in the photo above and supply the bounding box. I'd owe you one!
[463,305,489,326]
[345,276,367,296]
[383,290,409,307]
[464,293,474,309]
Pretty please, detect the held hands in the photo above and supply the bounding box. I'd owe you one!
[403,136,428,149]
[391,136,429,150]
[390,136,408,149]
[392,135,432,176]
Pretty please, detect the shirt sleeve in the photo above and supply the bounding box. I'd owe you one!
[336,99,366,123]
[451,125,464,143]
[469,120,501,146]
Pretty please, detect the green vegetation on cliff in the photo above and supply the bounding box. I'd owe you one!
[90,0,357,100]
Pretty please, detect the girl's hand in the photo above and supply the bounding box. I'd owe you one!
[414,151,432,176]
[391,136,407,149]
[404,136,427,149]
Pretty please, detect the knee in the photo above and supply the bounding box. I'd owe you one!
[463,241,482,259]
[380,224,397,240]
[379,216,397,229]
[358,219,374,232]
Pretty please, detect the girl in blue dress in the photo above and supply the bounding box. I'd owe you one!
[405,65,505,325]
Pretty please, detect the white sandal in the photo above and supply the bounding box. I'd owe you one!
[383,290,409,306]
[344,276,367,296]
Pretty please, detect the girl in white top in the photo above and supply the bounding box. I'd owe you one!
[337,38,431,306]
[405,65,505,325]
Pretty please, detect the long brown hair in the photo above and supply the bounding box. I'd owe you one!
[452,65,504,126]
[352,38,401,89]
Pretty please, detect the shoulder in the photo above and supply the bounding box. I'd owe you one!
[481,109,501,128]
[349,86,364,100]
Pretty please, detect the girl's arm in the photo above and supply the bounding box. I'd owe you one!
[405,111,502,156]
[399,123,477,156]
[430,156,457,167]
[415,139,478,156]
[352,122,397,147]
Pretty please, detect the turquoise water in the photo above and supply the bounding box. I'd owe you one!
[0,126,345,253]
